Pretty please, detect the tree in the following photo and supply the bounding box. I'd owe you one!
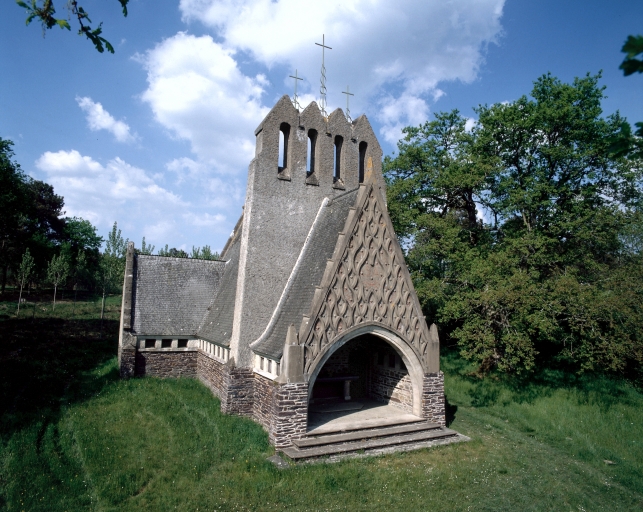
[105,221,128,258]
[200,245,220,260]
[138,237,155,255]
[64,217,103,253]
[71,249,88,316]
[158,245,187,258]
[0,139,29,295]
[96,253,120,323]
[190,245,220,260]
[16,0,129,53]
[612,35,643,158]
[620,35,643,76]
[47,252,69,310]
[385,73,643,376]
[16,249,35,316]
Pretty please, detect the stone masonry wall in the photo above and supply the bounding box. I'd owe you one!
[369,364,414,414]
[422,372,446,425]
[272,382,308,448]
[253,372,276,433]
[197,351,227,399]
[135,350,198,378]
[119,348,136,379]
[220,367,255,416]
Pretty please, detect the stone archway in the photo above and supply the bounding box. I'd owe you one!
[307,324,425,416]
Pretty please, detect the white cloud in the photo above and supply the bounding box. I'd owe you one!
[76,96,138,143]
[139,32,269,174]
[178,0,505,140]
[465,117,477,132]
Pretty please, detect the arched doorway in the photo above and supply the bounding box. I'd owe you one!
[307,328,425,433]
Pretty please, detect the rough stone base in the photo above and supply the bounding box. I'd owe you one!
[119,348,136,379]
[221,367,255,416]
[134,350,198,378]
[254,372,277,433]
[197,352,227,399]
[272,382,308,448]
[422,372,446,425]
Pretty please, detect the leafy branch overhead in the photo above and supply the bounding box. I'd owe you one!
[620,35,643,76]
[16,0,129,54]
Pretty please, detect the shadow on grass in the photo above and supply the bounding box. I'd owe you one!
[0,316,119,442]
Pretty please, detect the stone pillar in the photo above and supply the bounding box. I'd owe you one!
[422,372,446,426]
[271,382,309,448]
[118,242,136,378]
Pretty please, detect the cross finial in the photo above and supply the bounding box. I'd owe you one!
[342,85,354,123]
[315,34,332,117]
[289,69,304,112]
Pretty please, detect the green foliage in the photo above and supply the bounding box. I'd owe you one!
[16,0,129,54]
[385,73,643,377]
[157,244,188,258]
[46,252,69,309]
[63,216,102,253]
[137,236,155,255]
[191,245,220,260]
[104,221,128,259]
[620,35,643,76]
[16,248,35,315]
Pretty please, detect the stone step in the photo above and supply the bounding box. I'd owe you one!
[307,413,424,436]
[281,427,458,461]
[293,421,442,448]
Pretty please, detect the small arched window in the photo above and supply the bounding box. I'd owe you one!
[334,135,343,181]
[307,129,318,175]
[358,141,368,183]
[278,122,290,173]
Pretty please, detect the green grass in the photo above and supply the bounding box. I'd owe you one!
[1,298,642,511]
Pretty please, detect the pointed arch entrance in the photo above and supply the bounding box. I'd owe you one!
[307,325,425,418]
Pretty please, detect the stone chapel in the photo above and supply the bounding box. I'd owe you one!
[118,96,463,460]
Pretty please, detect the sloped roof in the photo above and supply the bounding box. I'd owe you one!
[132,255,227,336]
[250,187,360,359]
[196,232,242,346]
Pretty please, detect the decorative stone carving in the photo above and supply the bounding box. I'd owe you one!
[301,184,432,376]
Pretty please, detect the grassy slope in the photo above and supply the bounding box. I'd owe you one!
[0,297,642,511]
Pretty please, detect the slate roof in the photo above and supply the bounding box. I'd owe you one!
[250,187,360,359]
[132,255,227,336]
[196,231,241,346]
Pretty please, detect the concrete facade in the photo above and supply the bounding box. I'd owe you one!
[118,96,446,450]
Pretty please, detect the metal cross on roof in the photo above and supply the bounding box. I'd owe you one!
[342,85,354,123]
[289,69,304,112]
[315,34,332,117]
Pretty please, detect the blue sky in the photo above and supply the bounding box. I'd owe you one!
[1,0,641,253]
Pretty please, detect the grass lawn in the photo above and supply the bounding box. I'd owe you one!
[0,295,642,511]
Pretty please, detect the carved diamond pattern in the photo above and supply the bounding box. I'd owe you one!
[303,187,430,375]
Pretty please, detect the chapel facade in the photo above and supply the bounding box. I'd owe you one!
[118,96,458,459]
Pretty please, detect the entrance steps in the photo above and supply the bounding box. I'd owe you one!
[279,420,460,462]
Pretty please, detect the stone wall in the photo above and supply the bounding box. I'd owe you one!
[135,350,198,378]
[271,382,308,448]
[119,348,136,379]
[197,351,227,399]
[220,367,255,416]
[253,372,276,433]
[422,372,446,425]
[369,363,413,413]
